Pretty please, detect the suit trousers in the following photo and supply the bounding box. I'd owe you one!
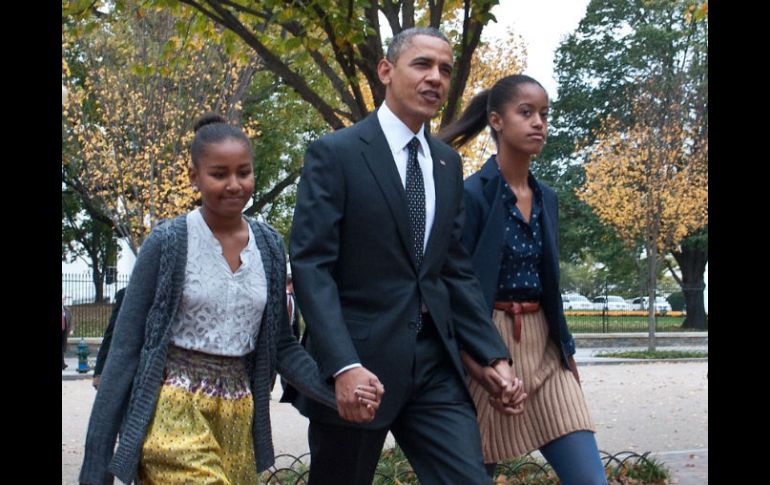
[307,317,491,485]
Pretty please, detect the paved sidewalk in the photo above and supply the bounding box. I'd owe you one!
[63,355,707,484]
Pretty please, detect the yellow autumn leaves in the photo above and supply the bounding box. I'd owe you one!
[578,95,707,254]
[63,10,259,254]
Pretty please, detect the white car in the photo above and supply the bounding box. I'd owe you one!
[561,293,593,311]
[591,295,632,311]
[630,296,672,313]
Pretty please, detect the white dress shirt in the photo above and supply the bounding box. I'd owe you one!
[377,101,436,252]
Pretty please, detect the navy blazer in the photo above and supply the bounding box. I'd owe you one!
[286,113,510,427]
[462,156,576,368]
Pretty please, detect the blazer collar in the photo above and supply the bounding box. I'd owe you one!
[479,156,502,205]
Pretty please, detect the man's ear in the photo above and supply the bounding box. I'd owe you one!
[377,58,393,86]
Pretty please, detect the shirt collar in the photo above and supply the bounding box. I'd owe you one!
[377,101,429,156]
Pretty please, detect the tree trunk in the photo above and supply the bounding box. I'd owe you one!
[647,242,658,352]
[673,240,708,329]
[91,267,105,303]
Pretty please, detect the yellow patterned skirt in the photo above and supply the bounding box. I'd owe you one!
[467,308,595,463]
[138,345,258,485]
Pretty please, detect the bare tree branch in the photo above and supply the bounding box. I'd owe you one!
[179,0,346,129]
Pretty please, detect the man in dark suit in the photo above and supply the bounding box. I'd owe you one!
[287,27,526,485]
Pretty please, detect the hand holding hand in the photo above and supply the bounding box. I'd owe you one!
[460,351,506,396]
[489,360,527,415]
[353,377,385,419]
[335,367,383,423]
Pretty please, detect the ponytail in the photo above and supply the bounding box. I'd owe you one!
[438,90,490,149]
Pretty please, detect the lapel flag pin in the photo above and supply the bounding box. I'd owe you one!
[440,159,446,166]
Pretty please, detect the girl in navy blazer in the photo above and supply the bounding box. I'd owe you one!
[439,75,607,485]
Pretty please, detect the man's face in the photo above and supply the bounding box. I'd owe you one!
[377,35,454,132]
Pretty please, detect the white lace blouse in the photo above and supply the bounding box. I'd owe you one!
[170,209,267,356]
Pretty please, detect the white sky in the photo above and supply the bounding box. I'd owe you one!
[485,0,591,100]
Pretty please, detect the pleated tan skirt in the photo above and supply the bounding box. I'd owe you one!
[467,308,595,463]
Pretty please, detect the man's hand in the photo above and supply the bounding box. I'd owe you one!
[335,367,384,423]
[460,350,506,395]
[92,375,101,390]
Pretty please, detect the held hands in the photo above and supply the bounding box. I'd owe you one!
[460,351,527,416]
[488,360,527,415]
[334,367,385,423]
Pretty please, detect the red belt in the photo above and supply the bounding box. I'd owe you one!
[493,301,540,342]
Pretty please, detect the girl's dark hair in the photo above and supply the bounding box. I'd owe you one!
[191,113,252,167]
[438,74,546,149]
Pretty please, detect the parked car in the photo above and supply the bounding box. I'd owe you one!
[561,293,593,311]
[591,295,632,311]
[630,296,672,313]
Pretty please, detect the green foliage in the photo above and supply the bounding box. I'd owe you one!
[373,446,416,485]
[596,350,706,359]
[63,0,308,257]
[241,70,329,241]
[611,454,670,482]
[559,251,675,299]
[62,190,119,295]
[541,0,707,305]
[154,0,502,130]
[666,291,685,311]
[567,315,688,333]
[369,446,671,484]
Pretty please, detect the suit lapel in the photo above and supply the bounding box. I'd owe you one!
[424,135,451,264]
[358,114,419,270]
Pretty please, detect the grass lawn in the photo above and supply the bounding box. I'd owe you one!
[566,314,694,333]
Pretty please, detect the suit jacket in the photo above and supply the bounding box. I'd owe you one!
[461,156,576,368]
[287,112,509,427]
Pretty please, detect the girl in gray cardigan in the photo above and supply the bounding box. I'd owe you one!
[79,114,383,485]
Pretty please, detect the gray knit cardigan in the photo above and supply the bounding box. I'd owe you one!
[79,215,337,485]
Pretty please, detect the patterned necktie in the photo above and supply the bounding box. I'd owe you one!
[405,137,425,331]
